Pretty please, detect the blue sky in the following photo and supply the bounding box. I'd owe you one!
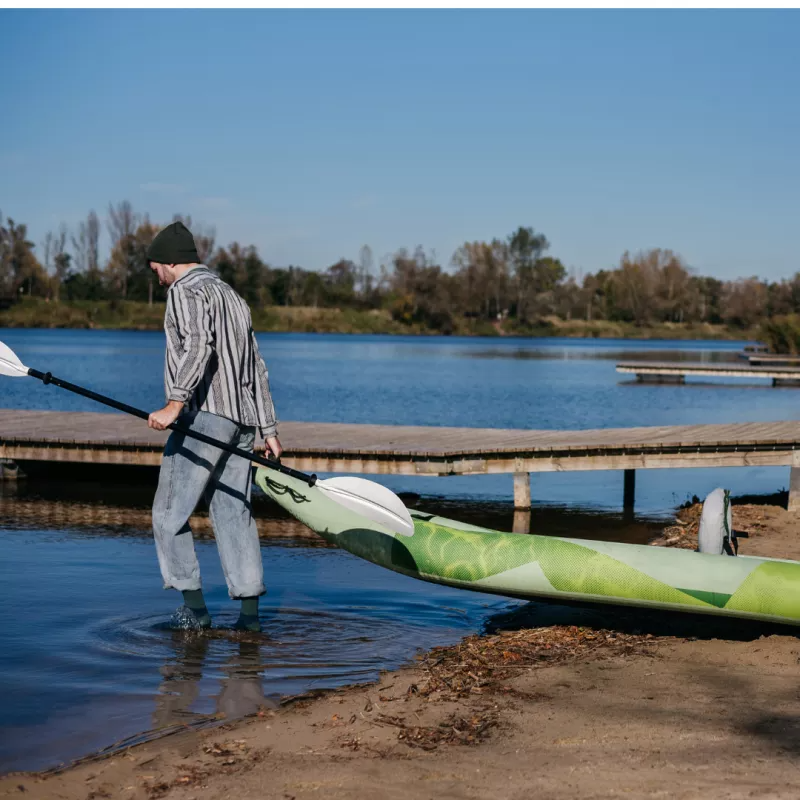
[1,9,799,280]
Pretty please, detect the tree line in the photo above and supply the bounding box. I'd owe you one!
[1,202,797,333]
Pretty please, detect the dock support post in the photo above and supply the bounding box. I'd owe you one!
[513,510,531,535]
[623,469,636,516]
[513,472,531,509]
[790,453,800,512]
[0,460,20,481]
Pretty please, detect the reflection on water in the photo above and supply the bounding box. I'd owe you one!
[0,478,667,546]
[152,634,279,732]
[0,514,510,773]
[0,480,327,545]
[458,347,741,363]
[0,479,675,773]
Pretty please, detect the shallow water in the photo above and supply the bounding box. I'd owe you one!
[0,522,512,772]
[0,476,675,773]
[2,329,799,772]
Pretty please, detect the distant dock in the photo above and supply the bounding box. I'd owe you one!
[4,411,800,529]
[617,360,800,387]
[740,344,770,356]
[746,354,800,366]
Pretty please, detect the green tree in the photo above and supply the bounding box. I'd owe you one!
[508,226,550,322]
[324,259,358,307]
[452,239,510,320]
[388,247,454,332]
[243,247,268,306]
[691,275,724,324]
[212,243,250,295]
[722,278,768,328]
[44,225,72,301]
[106,202,138,299]
[0,215,46,297]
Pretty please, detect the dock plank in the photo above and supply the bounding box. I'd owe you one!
[5,410,800,508]
[3,410,800,461]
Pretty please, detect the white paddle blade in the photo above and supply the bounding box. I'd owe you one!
[317,476,415,538]
[0,341,29,378]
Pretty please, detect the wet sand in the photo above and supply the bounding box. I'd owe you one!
[4,498,800,799]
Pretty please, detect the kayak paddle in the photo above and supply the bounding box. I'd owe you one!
[0,340,415,537]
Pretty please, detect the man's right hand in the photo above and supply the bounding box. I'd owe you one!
[265,436,283,460]
[148,400,184,431]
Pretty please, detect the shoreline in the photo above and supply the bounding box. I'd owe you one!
[0,299,757,342]
[3,494,800,798]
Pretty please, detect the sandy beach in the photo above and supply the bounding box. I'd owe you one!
[4,497,800,800]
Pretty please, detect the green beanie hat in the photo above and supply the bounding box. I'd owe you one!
[146,221,200,265]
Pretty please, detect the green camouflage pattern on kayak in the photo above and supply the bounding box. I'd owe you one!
[403,519,711,608]
[255,469,800,626]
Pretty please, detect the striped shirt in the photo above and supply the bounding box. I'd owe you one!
[163,266,278,438]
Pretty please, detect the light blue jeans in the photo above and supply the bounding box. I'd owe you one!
[152,410,265,599]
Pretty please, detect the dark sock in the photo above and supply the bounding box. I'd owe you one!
[235,596,260,632]
[182,589,211,628]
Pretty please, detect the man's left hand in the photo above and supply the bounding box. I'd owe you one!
[265,436,283,459]
[148,401,184,431]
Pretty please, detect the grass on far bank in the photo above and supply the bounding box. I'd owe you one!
[0,297,757,341]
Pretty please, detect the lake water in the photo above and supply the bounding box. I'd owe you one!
[3,329,795,512]
[2,328,797,773]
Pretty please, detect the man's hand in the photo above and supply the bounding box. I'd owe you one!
[265,436,283,460]
[148,400,184,431]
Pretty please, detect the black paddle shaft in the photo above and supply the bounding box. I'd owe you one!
[26,367,317,486]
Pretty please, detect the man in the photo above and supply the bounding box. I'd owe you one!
[146,221,282,632]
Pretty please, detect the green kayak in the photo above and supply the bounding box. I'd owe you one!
[255,469,800,627]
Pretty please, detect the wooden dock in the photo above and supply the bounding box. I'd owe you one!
[3,410,800,516]
[739,344,770,358]
[747,354,800,366]
[617,361,800,386]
